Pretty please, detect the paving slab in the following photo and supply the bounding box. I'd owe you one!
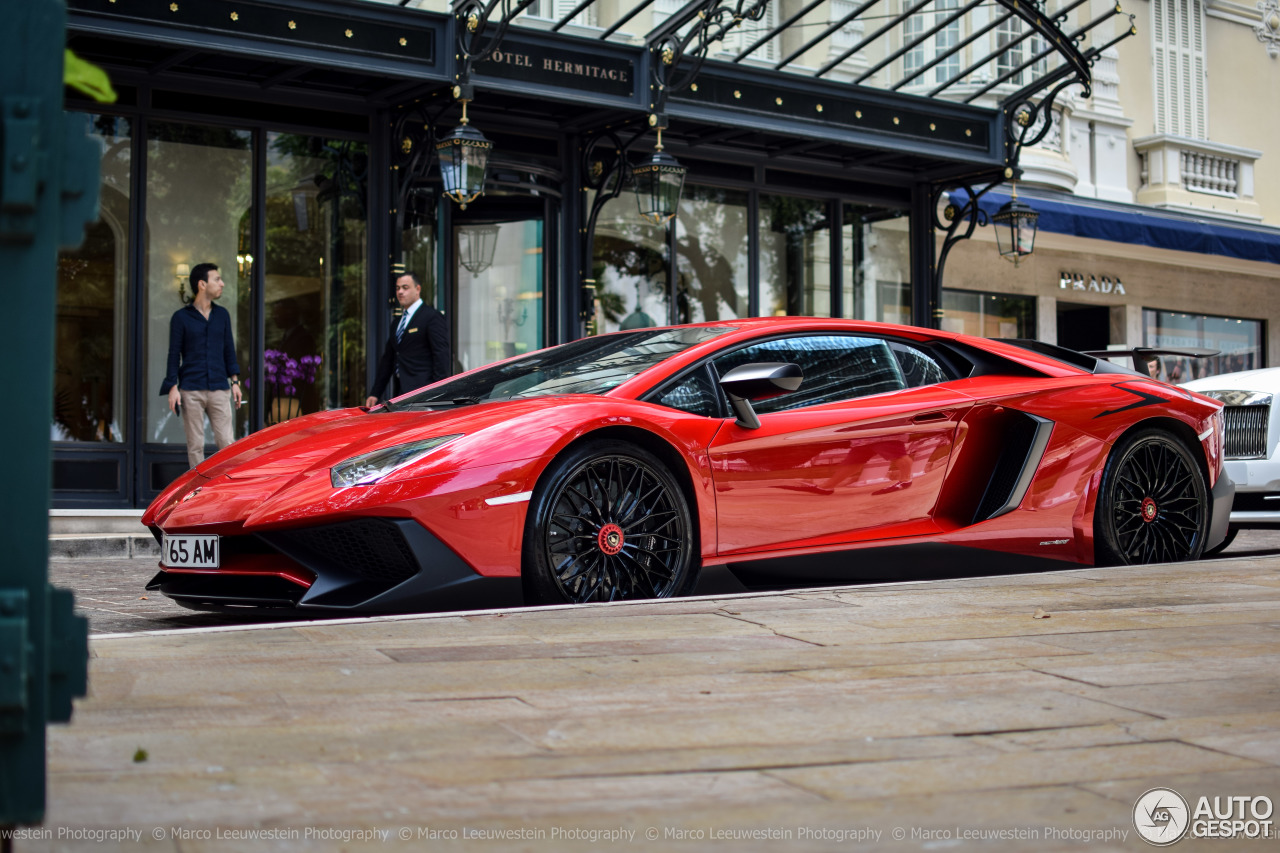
[25,554,1280,851]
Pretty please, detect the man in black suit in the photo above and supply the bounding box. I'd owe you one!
[366,272,451,406]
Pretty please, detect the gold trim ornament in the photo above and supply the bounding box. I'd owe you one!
[288,20,297,29]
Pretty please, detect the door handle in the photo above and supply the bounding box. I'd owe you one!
[912,411,951,424]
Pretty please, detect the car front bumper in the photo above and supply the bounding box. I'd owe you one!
[1223,458,1280,528]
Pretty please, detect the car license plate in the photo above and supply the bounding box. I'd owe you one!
[161,534,219,568]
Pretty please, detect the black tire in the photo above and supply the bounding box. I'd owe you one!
[522,440,699,604]
[1094,427,1209,566]
[1203,525,1239,557]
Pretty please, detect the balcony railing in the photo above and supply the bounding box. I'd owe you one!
[1133,134,1263,220]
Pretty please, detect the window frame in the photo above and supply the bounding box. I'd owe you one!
[641,331,963,417]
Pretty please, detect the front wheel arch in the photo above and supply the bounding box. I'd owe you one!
[1093,423,1210,566]
[539,425,704,556]
[521,435,701,604]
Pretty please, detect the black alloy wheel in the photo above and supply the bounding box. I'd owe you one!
[523,440,696,604]
[1095,428,1208,566]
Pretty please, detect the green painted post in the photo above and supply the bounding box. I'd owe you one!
[0,0,93,831]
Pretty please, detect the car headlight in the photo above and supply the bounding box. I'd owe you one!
[330,435,462,488]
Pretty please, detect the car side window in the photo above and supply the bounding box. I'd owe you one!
[712,335,906,414]
[652,367,721,417]
[889,341,951,387]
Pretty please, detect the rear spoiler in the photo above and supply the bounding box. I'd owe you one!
[1081,346,1220,378]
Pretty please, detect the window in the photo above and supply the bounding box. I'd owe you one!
[940,290,1036,339]
[1143,309,1263,383]
[995,17,1048,87]
[903,0,961,86]
[712,335,907,413]
[54,115,131,444]
[889,341,949,387]
[524,0,597,27]
[758,195,831,317]
[653,366,722,417]
[843,204,911,322]
[1152,0,1206,138]
[144,122,254,446]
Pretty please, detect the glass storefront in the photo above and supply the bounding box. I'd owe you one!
[454,214,545,372]
[263,133,368,424]
[54,111,372,505]
[144,122,254,446]
[591,186,669,334]
[591,186,910,331]
[675,185,749,324]
[940,289,1037,338]
[53,115,131,445]
[843,205,911,323]
[1144,309,1264,383]
[759,194,831,317]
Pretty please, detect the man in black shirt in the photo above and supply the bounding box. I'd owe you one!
[366,273,451,406]
[160,262,242,468]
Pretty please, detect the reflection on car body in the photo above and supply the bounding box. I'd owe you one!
[143,317,1233,614]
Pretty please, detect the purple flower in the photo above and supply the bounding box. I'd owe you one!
[263,349,321,394]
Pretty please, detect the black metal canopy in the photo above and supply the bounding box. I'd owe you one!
[68,0,1133,182]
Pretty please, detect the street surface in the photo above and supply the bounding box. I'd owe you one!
[52,529,1280,635]
[37,550,1280,851]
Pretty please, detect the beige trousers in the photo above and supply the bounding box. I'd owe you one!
[180,389,235,468]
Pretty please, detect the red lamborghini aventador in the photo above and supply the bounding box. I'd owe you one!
[143,318,1231,613]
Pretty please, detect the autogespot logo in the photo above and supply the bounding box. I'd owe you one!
[1134,788,1190,846]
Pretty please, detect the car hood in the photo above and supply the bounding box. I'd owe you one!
[1183,367,1280,396]
[198,396,607,484]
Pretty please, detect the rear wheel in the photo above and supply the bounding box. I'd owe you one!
[1094,428,1209,566]
[522,440,698,604]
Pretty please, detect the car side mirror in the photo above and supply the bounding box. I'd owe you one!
[718,362,803,429]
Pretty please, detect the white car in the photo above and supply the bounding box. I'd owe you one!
[1183,368,1280,549]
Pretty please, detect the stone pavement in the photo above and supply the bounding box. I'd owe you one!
[27,553,1280,851]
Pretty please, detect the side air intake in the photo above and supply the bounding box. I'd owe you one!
[973,413,1054,523]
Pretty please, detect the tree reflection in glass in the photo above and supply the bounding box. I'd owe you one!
[264,133,368,420]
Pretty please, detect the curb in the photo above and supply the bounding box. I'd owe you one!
[49,534,159,561]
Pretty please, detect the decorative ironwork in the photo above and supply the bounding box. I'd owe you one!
[647,0,772,117]
[930,176,1002,312]
[389,100,447,264]
[927,8,1137,297]
[452,0,540,90]
[579,122,652,323]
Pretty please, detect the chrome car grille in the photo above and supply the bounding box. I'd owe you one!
[1223,405,1270,459]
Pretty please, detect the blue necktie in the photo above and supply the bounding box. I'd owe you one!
[396,311,409,343]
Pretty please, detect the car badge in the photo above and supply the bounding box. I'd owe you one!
[181,487,202,503]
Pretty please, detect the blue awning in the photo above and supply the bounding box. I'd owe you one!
[952,190,1280,266]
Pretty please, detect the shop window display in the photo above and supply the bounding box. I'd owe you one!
[1144,309,1262,383]
[940,290,1036,338]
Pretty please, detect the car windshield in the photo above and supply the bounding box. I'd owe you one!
[389,326,736,410]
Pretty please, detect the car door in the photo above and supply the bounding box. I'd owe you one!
[705,334,973,556]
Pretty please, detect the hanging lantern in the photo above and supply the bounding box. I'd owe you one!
[436,100,493,210]
[459,223,500,274]
[633,127,686,226]
[992,185,1039,266]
